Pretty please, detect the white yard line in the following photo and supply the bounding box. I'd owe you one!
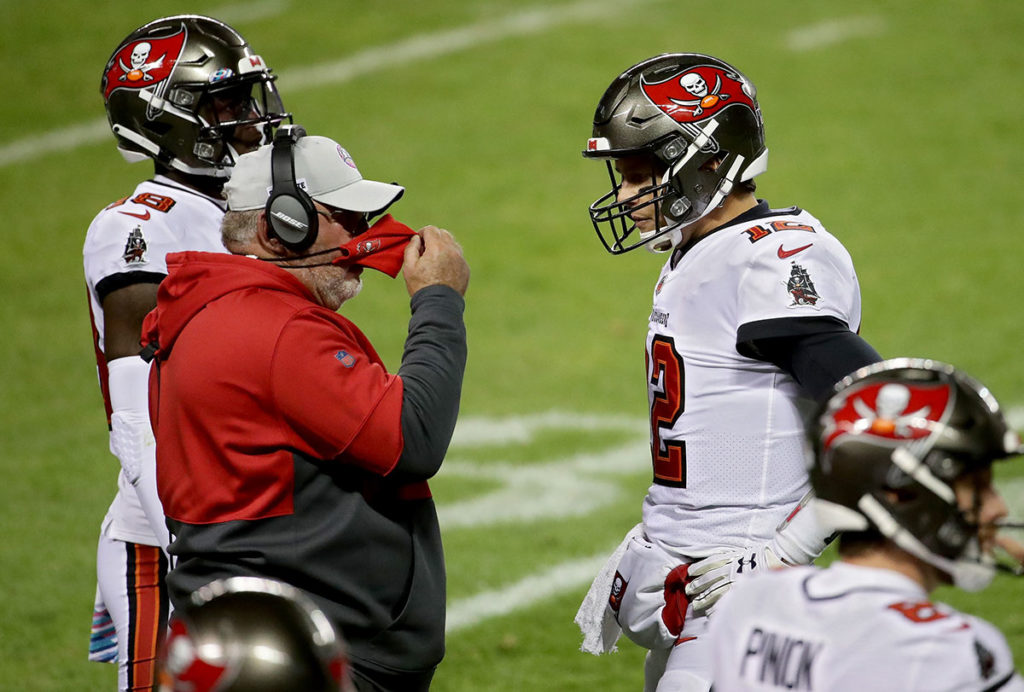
[0,0,655,168]
[450,410,644,448]
[442,412,642,633]
[447,551,609,634]
[1007,406,1024,432]
[439,440,648,528]
[786,15,887,52]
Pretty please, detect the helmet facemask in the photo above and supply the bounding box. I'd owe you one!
[587,149,676,255]
[191,76,287,171]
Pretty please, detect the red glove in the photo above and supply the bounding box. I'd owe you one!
[661,564,691,637]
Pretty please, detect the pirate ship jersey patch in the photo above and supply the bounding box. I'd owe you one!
[784,262,820,308]
[121,226,148,266]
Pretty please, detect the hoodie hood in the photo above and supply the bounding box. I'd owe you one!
[142,251,314,359]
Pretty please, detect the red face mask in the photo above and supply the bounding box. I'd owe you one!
[332,214,417,278]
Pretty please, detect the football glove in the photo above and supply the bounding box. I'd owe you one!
[684,492,834,616]
[684,544,787,616]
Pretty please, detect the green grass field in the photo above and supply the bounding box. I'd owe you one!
[2,1,1022,689]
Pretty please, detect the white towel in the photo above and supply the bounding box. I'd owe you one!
[574,522,644,655]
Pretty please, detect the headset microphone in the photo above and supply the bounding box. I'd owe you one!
[256,246,342,268]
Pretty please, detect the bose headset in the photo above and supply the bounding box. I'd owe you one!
[265,124,319,252]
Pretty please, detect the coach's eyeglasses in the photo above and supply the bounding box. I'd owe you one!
[317,207,369,236]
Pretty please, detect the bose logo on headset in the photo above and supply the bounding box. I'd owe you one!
[271,209,308,231]
[265,125,320,251]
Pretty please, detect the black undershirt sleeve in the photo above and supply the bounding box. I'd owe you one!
[391,285,467,480]
[738,316,883,402]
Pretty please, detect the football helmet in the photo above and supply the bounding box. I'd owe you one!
[809,358,1022,591]
[101,15,288,177]
[158,577,351,692]
[583,53,767,254]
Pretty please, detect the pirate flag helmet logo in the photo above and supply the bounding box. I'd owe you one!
[640,64,758,125]
[822,379,954,449]
[102,29,186,103]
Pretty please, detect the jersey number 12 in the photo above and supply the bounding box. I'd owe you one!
[648,335,686,487]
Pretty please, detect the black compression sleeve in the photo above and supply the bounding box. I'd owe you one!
[742,326,882,402]
[392,285,467,480]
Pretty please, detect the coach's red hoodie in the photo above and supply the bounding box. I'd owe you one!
[141,250,405,525]
[142,246,464,676]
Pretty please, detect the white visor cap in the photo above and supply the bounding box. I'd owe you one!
[225,135,404,213]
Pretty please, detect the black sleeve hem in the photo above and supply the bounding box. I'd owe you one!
[737,316,851,358]
[95,271,166,304]
[742,327,882,402]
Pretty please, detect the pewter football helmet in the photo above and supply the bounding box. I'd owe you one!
[158,577,350,692]
[809,359,1022,591]
[102,15,288,177]
[583,53,767,254]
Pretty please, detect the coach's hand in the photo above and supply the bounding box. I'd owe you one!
[403,226,470,297]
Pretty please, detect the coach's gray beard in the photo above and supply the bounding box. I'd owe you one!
[312,265,363,310]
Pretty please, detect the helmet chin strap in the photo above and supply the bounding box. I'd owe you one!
[858,494,995,592]
[169,156,231,178]
[643,220,683,254]
[113,116,233,178]
[643,154,745,255]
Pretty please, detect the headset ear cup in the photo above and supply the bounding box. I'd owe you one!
[266,190,318,251]
[265,125,318,252]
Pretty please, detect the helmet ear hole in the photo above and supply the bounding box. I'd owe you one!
[141,121,172,137]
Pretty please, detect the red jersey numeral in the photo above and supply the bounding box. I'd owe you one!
[132,192,177,213]
[887,601,949,623]
[648,335,686,487]
[742,220,817,243]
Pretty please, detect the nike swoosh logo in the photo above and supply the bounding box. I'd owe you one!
[777,242,813,259]
[119,209,151,221]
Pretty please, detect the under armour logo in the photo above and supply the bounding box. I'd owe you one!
[737,552,758,573]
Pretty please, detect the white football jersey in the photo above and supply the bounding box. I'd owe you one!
[642,203,863,556]
[708,563,1024,691]
[83,175,227,545]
